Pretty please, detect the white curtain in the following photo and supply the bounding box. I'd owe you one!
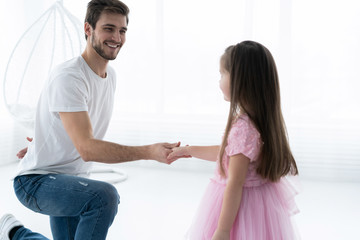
[1,0,359,180]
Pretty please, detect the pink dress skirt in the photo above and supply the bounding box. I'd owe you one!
[186,173,300,240]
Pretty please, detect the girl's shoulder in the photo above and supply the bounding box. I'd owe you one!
[232,114,259,137]
[226,114,262,161]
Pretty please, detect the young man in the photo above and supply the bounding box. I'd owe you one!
[0,0,178,239]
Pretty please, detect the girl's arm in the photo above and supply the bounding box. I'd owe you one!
[167,145,220,162]
[212,153,250,240]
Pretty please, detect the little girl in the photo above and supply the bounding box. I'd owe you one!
[168,41,300,240]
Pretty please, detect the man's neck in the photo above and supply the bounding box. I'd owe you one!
[81,48,108,78]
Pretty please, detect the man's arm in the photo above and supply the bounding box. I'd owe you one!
[59,111,178,164]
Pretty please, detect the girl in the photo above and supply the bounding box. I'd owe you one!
[168,41,300,240]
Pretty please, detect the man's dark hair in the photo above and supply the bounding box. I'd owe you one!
[84,0,129,40]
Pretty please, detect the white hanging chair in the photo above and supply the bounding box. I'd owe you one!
[3,0,127,184]
[4,0,84,129]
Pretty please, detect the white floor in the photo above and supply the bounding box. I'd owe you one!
[1,161,360,240]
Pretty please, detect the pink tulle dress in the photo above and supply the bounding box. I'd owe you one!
[186,115,300,240]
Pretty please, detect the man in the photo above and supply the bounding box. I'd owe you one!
[0,0,178,239]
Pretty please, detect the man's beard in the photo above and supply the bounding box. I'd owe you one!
[91,34,120,60]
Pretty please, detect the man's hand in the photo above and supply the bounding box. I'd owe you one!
[16,137,33,159]
[148,142,180,164]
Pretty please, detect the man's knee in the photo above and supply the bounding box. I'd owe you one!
[96,182,120,212]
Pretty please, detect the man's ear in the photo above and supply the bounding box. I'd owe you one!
[84,22,92,39]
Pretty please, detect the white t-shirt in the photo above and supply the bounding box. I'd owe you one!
[16,56,116,177]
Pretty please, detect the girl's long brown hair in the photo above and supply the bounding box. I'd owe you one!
[218,41,298,182]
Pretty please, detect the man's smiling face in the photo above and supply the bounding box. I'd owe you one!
[90,12,127,60]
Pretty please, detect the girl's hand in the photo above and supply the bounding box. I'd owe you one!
[211,229,230,240]
[167,146,192,163]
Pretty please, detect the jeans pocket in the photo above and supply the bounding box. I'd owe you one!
[14,176,42,212]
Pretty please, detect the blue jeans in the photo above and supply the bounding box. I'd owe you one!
[13,174,120,240]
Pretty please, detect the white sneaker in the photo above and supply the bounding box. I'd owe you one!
[0,214,23,240]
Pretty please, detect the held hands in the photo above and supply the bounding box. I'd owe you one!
[16,137,33,159]
[149,142,192,164]
[149,142,180,164]
[212,229,230,240]
[167,145,192,163]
